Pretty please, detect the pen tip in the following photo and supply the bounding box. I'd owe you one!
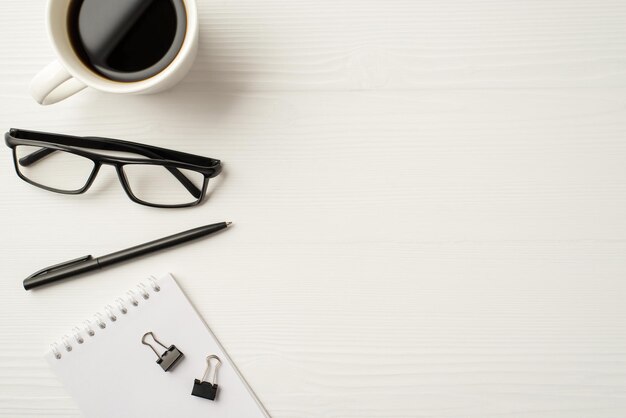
[226,222,233,227]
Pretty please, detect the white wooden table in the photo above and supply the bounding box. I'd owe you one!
[1,1,625,417]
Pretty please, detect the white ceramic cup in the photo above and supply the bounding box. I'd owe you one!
[30,0,198,105]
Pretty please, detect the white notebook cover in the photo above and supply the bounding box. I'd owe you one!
[46,274,270,418]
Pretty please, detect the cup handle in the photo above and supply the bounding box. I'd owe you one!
[29,61,87,105]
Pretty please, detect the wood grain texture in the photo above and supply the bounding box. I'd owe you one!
[0,1,625,417]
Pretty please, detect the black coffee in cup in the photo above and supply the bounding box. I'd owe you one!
[68,0,187,82]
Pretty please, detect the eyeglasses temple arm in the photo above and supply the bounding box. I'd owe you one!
[17,147,55,167]
[162,165,202,199]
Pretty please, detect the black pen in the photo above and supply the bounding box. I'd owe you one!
[23,222,232,290]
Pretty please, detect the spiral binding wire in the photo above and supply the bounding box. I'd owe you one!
[104,305,117,322]
[61,336,72,352]
[50,277,161,360]
[84,320,95,337]
[51,343,62,359]
[116,298,128,314]
[72,327,84,344]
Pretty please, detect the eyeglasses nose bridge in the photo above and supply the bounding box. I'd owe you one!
[80,161,102,192]
[113,164,139,202]
[82,161,126,195]
[83,162,137,201]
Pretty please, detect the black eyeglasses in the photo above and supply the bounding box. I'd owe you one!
[5,129,222,208]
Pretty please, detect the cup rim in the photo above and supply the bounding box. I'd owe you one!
[46,0,198,93]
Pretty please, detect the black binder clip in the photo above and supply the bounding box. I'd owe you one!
[141,332,184,372]
[191,355,222,401]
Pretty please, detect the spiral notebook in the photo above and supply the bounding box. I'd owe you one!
[46,273,270,418]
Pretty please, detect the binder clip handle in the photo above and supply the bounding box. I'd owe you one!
[202,355,221,385]
[141,332,168,358]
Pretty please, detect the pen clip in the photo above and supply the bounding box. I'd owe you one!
[26,255,94,280]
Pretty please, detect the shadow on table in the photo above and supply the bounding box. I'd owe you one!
[131,27,251,121]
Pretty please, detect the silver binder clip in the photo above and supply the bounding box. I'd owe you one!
[141,332,184,372]
[191,355,221,401]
